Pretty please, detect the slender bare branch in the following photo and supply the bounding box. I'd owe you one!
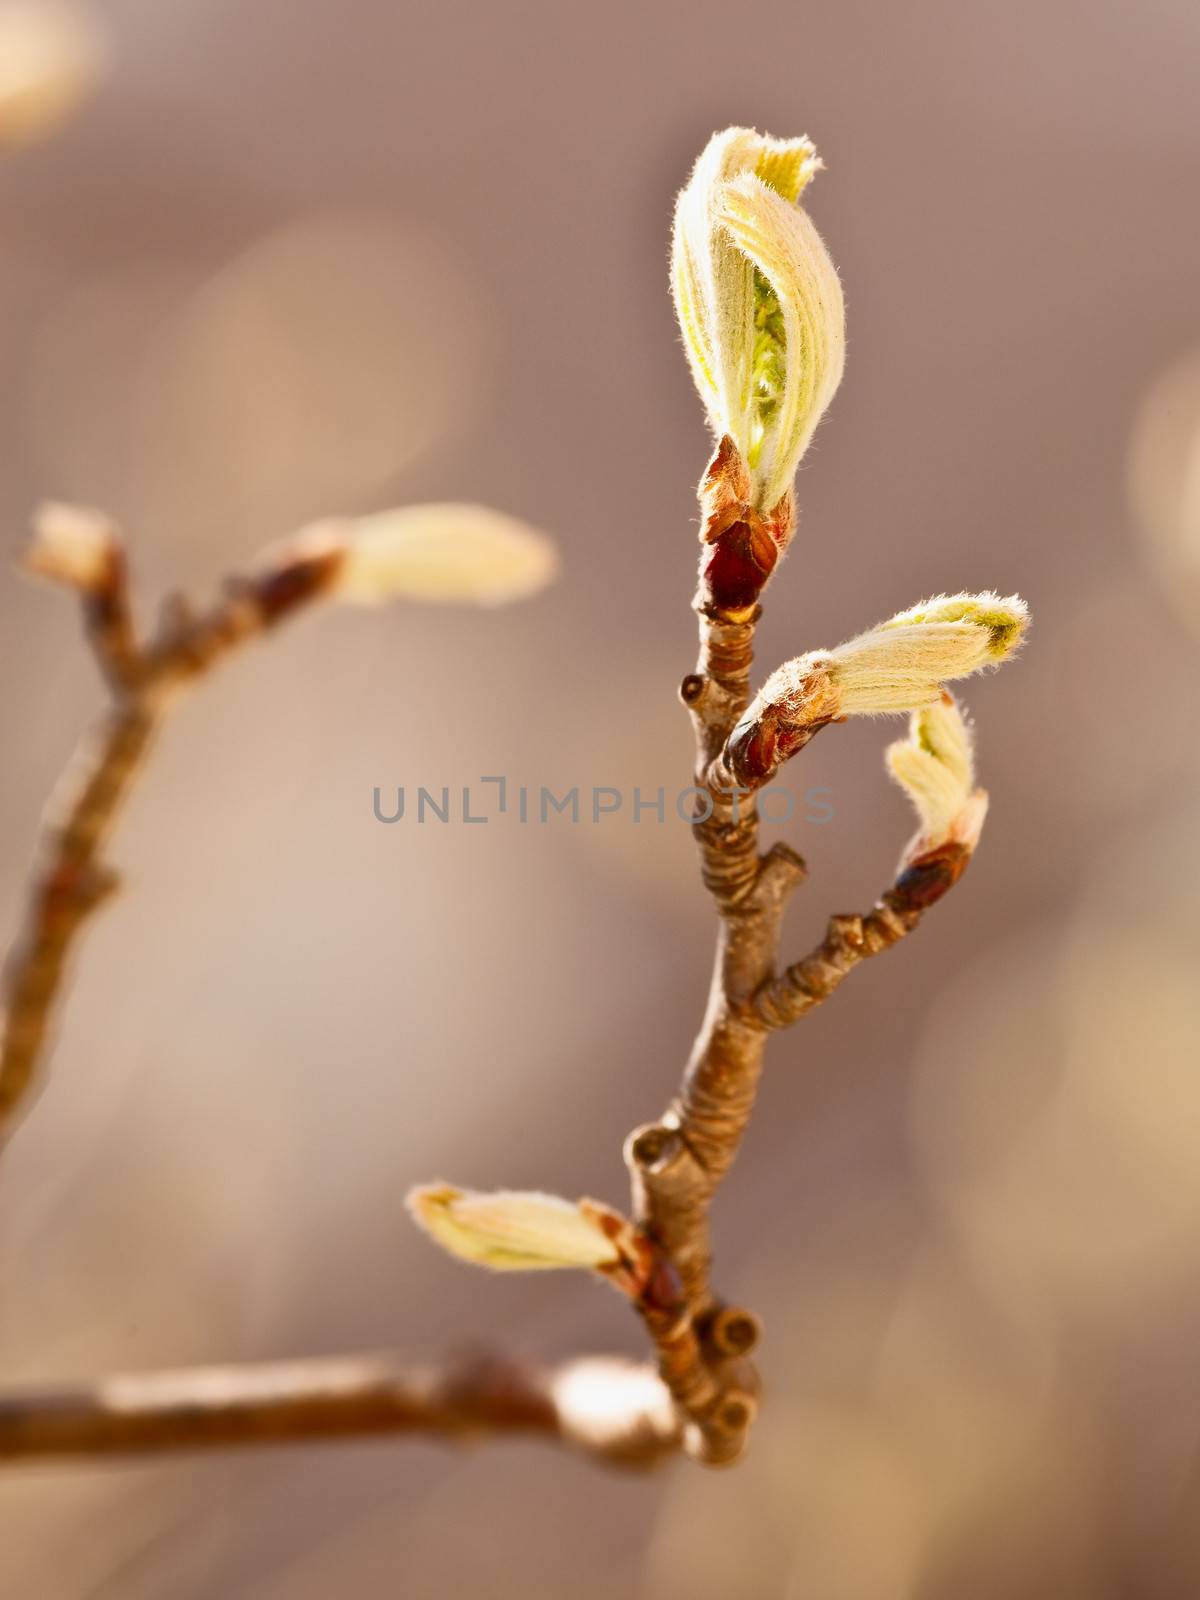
[0,533,343,1142]
[621,438,987,1464]
[0,705,154,1129]
[753,841,971,1029]
[624,595,789,1463]
[0,1352,681,1470]
[617,439,806,1463]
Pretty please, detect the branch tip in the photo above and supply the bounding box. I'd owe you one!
[756,840,807,900]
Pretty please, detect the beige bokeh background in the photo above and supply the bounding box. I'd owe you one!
[2,0,1200,1594]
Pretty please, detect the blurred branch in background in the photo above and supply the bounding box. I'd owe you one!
[0,501,555,1141]
[0,1351,680,1470]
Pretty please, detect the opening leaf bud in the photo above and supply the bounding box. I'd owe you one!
[831,591,1029,714]
[672,126,845,517]
[335,504,558,607]
[886,690,989,857]
[725,591,1028,785]
[406,1184,629,1274]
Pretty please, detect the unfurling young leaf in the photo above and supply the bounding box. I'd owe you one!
[672,126,845,517]
[886,690,989,858]
[825,590,1029,714]
[725,592,1028,785]
[750,590,1028,726]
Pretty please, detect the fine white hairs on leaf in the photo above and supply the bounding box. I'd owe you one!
[745,591,1029,733]
[829,590,1029,715]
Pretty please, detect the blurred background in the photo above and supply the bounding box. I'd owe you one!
[1,0,1199,1593]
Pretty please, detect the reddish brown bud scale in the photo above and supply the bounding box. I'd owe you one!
[699,519,779,611]
[890,840,971,911]
[698,435,753,543]
[637,1249,689,1321]
[725,709,780,788]
[696,437,795,613]
[251,548,345,624]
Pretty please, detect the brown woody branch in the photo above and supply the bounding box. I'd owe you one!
[624,595,795,1464]
[622,438,975,1464]
[752,841,972,1030]
[0,534,342,1140]
[0,1351,681,1470]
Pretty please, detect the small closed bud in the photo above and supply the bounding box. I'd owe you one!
[336,503,558,607]
[24,501,120,593]
[406,1184,629,1273]
[672,126,845,519]
[886,690,989,857]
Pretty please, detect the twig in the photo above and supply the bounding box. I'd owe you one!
[625,594,793,1463]
[1,123,1017,1478]
[0,532,343,1140]
[751,842,971,1030]
[622,442,979,1464]
[0,705,153,1128]
[0,1352,681,1470]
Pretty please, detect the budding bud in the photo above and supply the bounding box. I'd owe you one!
[879,592,1029,660]
[726,591,1028,785]
[886,690,989,858]
[335,504,558,607]
[252,503,559,613]
[672,126,845,519]
[829,591,1028,715]
[23,501,121,593]
[406,1184,628,1273]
